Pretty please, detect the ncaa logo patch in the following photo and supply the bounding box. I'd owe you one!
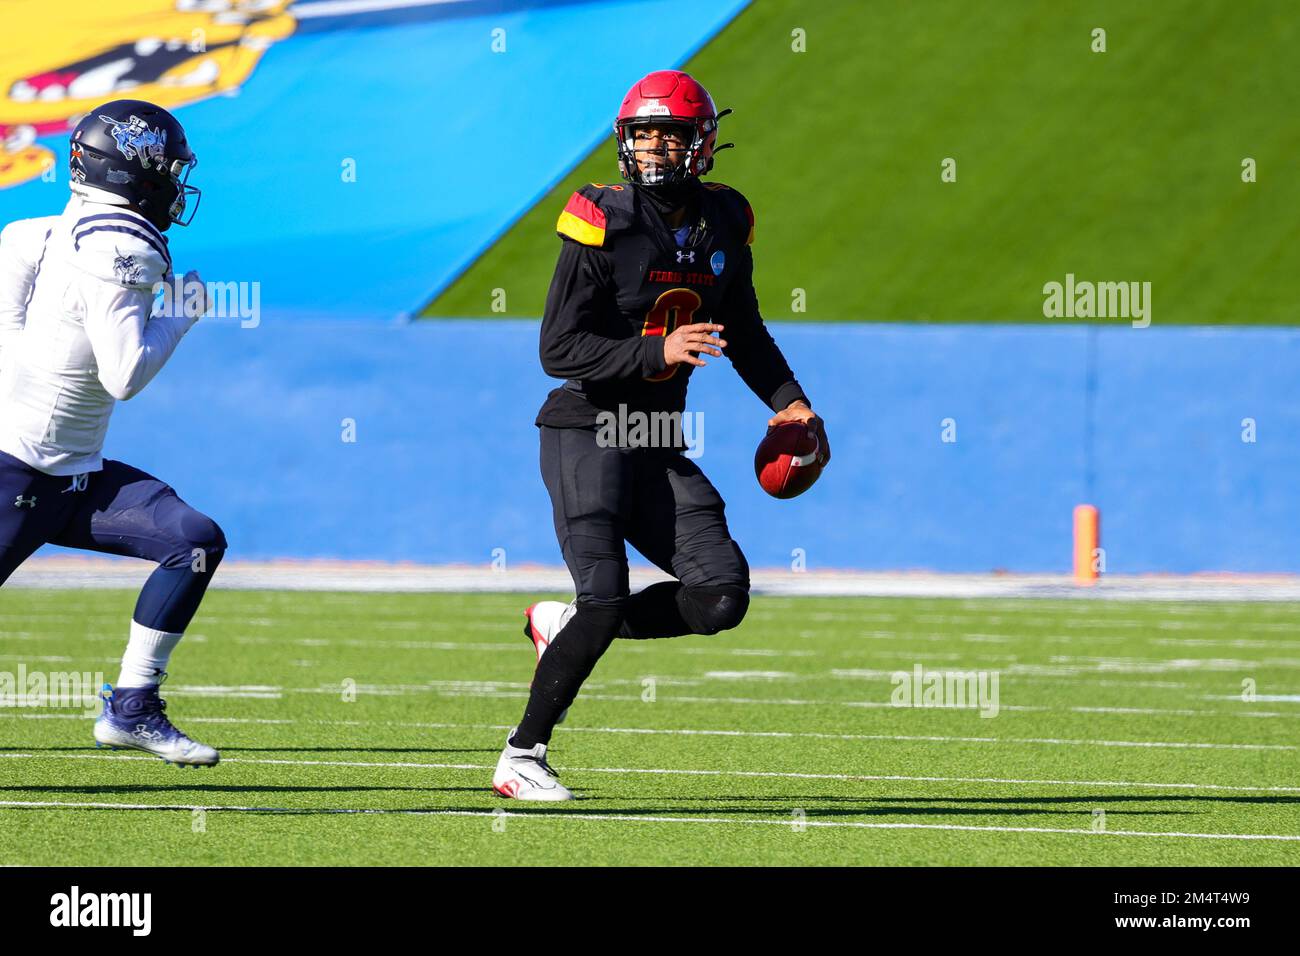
[710,250,725,276]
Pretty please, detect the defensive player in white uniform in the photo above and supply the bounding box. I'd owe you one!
[0,99,224,767]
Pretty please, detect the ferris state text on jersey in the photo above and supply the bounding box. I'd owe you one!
[537,180,805,430]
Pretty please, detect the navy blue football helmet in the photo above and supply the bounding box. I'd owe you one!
[69,99,200,231]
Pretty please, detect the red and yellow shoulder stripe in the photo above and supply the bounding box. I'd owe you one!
[557,190,607,246]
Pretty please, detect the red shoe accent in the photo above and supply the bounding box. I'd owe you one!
[494,779,520,798]
[524,604,546,662]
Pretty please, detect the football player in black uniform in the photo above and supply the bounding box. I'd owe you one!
[492,70,830,800]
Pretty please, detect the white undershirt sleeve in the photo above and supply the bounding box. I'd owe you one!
[83,276,198,401]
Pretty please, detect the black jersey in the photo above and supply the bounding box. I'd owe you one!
[535,180,808,429]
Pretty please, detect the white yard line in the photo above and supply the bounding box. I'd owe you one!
[1,751,1296,793]
[409,686,1300,720]
[0,799,1295,842]
[8,716,1291,750]
[1152,638,1300,649]
[6,683,1300,722]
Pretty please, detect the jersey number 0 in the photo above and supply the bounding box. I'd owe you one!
[640,287,703,382]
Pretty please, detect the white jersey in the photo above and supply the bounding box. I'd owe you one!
[0,215,55,363]
[0,198,198,476]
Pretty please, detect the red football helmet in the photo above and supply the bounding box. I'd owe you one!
[614,70,732,186]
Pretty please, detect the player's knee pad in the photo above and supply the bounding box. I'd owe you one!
[679,584,750,636]
[161,511,227,570]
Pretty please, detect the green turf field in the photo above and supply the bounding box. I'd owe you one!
[424,0,1299,325]
[2,590,1298,865]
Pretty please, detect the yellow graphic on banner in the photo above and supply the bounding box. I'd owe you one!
[0,0,297,188]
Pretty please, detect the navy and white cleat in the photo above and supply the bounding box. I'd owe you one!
[93,682,219,768]
[524,600,576,724]
[492,728,574,801]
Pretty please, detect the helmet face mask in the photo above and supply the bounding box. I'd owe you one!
[165,154,201,227]
[613,71,725,188]
[617,119,701,186]
[68,99,201,230]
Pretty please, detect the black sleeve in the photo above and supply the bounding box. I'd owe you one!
[538,239,667,382]
[719,243,809,411]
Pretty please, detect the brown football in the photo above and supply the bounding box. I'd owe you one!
[754,422,824,499]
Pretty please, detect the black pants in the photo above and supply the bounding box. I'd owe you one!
[513,426,753,747]
[540,424,749,606]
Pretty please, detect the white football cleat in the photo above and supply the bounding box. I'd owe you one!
[93,683,219,768]
[492,729,574,801]
[524,600,576,724]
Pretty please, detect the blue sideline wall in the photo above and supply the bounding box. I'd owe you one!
[34,322,1300,574]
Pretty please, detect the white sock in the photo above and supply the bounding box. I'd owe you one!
[116,620,184,688]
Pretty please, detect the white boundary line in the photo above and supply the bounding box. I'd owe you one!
[0,800,1294,842]
[2,751,1297,793]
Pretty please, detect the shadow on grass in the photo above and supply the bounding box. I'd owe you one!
[0,796,1213,821]
[1,746,496,755]
[0,784,485,796]
[223,747,498,755]
[0,776,1292,821]
[652,793,1300,808]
